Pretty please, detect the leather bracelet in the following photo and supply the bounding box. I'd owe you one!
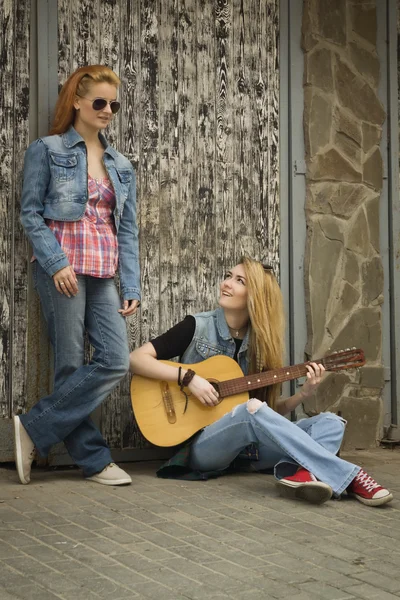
[177,366,182,386]
[181,369,196,388]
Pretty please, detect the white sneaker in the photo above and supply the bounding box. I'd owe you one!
[13,416,36,484]
[86,463,132,486]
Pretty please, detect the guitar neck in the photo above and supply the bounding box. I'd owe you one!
[218,362,319,398]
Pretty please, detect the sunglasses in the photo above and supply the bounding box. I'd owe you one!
[77,95,121,114]
[262,263,274,273]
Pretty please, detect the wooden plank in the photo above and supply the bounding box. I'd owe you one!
[99,0,121,147]
[120,0,140,167]
[120,0,162,450]
[247,0,268,263]
[138,0,160,344]
[12,0,30,416]
[178,0,201,318]
[98,0,123,450]
[214,0,234,281]
[0,0,14,418]
[119,0,147,449]
[265,0,280,274]
[159,0,180,332]
[194,0,218,310]
[58,0,72,86]
[232,0,256,261]
[71,0,100,68]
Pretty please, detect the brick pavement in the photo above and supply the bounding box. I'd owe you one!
[0,448,399,600]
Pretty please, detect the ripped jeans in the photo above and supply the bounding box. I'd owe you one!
[189,400,360,495]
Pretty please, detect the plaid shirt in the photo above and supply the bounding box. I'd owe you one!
[46,176,118,278]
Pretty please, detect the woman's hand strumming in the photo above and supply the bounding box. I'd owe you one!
[299,362,325,398]
[53,266,78,297]
[188,375,220,407]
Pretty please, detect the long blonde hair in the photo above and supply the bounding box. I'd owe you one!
[241,256,285,411]
[50,65,121,135]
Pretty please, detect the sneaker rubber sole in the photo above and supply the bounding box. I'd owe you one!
[348,491,393,507]
[13,416,30,485]
[86,475,132,486]
[276,480,332,505]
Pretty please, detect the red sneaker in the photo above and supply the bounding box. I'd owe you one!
[276,468,332,505]
[347,469,393,506]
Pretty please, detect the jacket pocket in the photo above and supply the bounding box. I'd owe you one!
[49,152,78,182]
[116,169,132,185]
[195,340,225,359]
[116,169,132,200]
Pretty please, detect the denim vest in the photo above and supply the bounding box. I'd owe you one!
[20,126,140,301]
[180,308,250,375]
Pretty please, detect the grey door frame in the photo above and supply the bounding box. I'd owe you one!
[378,0,400,433]
[280,0,308,406]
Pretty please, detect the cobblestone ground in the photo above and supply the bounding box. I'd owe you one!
[0,448,399,600]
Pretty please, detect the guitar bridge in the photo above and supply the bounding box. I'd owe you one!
[161,382,176,424]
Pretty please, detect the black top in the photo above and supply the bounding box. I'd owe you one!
[151,315,243,361]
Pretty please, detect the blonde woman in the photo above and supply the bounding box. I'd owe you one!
[130,258,392,507]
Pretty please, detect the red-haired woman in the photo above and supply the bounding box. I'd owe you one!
[15,65,140,486]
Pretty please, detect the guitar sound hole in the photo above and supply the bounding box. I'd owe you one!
[209,381,219,393]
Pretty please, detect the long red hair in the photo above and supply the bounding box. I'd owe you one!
[50,65,121,135]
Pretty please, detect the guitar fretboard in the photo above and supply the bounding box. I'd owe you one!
[219,364,312,398]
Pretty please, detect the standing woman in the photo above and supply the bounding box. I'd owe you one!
[130,258,392,506]
[15,65,140,486]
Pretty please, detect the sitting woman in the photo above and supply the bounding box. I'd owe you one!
[130,257,392,507]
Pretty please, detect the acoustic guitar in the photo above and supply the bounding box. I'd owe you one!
[130,348,365,447]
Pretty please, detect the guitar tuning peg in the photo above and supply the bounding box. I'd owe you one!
[352,346,356,350]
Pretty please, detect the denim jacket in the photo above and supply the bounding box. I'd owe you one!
[20,126,140,301]
[157,308,258,480]
[180,307,250,375]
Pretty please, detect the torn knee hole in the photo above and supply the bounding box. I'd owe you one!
[246,398,263,414]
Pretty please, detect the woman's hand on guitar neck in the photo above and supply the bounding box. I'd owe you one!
[299,362,325,399]
[187,374,220,407]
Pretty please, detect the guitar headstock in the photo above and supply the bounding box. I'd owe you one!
[319,348,365,371]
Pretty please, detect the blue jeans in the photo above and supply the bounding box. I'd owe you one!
[189,399,360,495]
[21,262,130,477]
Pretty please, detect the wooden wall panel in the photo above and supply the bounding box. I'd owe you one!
[11,0,30,416]
[0,0,30,422]
[179,1,200,317]
[54,0,280,453]
[197,0,218,310]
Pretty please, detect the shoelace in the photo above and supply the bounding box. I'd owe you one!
[355,470,380,492]
[103,463,116,472]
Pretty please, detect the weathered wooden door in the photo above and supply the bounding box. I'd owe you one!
[0,0,280,462]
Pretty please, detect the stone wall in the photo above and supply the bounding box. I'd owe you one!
[302,0,385,449]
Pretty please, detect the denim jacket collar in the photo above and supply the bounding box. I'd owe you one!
[216,307,250,353]
[62,126,119,160]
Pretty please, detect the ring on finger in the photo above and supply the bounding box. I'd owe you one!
[60,282,65,286]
